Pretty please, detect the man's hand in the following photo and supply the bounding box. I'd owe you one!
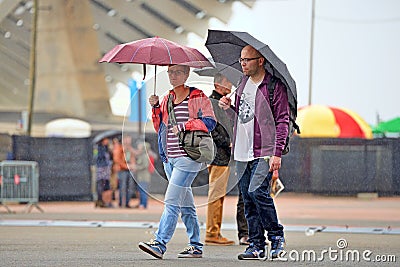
[269,156,282,172]
[218,96,231,110]
[149,95,159,107]
[272,169,279,181]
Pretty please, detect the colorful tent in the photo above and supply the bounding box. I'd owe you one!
[296,105,372,139]
[372,117,400,134]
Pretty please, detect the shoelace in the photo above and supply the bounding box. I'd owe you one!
[148,239,160,246]
[182,246,196,252]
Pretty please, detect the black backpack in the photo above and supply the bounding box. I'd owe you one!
[268,76,300,155]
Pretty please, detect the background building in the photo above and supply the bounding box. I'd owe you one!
[0,0,253,135]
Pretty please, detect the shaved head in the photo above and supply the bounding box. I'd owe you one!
[243,45,262,58]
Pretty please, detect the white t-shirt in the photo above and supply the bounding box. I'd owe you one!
[234,79,261,162]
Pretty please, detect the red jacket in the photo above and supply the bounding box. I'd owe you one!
[152,87,216,162]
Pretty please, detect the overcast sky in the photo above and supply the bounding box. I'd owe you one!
[201,0,400,125]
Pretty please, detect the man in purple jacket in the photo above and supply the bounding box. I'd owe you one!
[219,45,289,260]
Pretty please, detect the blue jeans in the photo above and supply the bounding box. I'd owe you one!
[155,157,203,253]
[137,181,148,208]
[236,158,284,249]
[118,170,131,207]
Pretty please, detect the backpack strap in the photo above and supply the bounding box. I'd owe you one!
[167,93,186,145]
[267,76,278,118]
[168,87,195,125]
[168,87,205,125]
[167,94,177,126]
[267,76,300,133]
[293,116,301,134]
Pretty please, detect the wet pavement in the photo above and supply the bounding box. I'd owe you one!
[0,193,399,266]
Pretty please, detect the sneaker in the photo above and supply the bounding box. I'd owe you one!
[138,240,164,259]
[238,245,265,260]
[270,236,285,259]
[239,236,250,245]
[205,235,235,246]
[177,246,203,258]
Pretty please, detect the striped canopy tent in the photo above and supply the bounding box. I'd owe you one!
[296,105,373,139]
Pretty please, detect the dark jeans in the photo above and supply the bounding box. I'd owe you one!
[236,188,248,239]
[137,181,148,208]
[236,159,284,249]
[118,170,132,207]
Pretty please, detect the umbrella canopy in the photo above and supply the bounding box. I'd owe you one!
[92,130,122,144]
[193,58,243,85]
[99,36,211,68]
[373,117,400,134]
[296,105,372,139]
[205,30,297,110]
[100,36,212,94]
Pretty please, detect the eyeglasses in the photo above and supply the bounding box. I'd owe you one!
[238,57,260,64]
[167,70,186,76]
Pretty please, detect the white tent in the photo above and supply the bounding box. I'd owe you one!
[45,118,91,138]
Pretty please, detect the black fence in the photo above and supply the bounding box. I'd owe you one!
[7,134,400,201]
[279,137,400,195]
[12,135,93,201]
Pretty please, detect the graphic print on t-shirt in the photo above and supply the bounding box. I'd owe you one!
[238,92,254,124]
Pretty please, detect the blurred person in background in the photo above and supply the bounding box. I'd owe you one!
[109,138,120,202]
[131,142,152,209]
[95,138,113,208]
[113,135,136,208]
[6,143,15,160]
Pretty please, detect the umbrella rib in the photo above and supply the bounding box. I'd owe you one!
[159,38,173,64]
[129,38,152,63]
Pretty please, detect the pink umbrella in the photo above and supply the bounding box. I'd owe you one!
[99,36,212,93]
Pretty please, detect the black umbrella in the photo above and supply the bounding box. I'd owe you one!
[92,130,122,144]
[205,30,297,109]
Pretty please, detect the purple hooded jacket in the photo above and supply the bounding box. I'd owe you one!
[232,72,289,158]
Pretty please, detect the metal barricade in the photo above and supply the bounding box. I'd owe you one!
[0,160,43,213]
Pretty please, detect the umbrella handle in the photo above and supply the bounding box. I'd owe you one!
[142,64,146,80]
[227,86,237,99]
[154,65,157,95]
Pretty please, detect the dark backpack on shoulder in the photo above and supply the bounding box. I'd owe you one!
[268,76,300,155]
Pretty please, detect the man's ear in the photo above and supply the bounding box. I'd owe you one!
[259,57,265,66]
